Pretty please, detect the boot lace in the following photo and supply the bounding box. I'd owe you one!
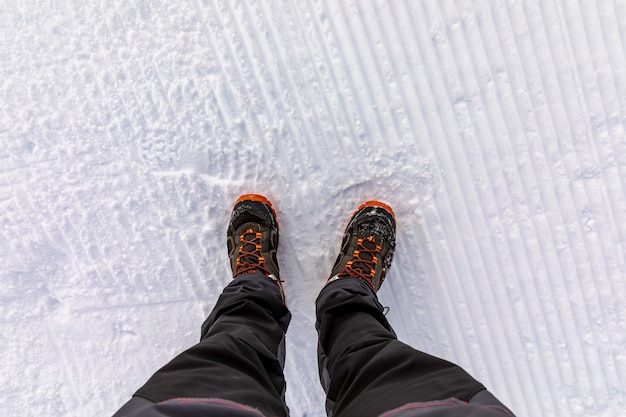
[235,229,272,277]
[338,236,381,287]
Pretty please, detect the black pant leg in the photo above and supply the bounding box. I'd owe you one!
[316,278,485,417]
[134,273,291,417]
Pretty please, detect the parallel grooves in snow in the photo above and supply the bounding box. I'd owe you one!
[533,0,613,402]
[402,0,510,390]
[320,0,388,148]
[433,2,544,410]
[290,0,355,155]
[471,4,568,413]
[564,0,626,391]
[232,0,322,171]
[397,0,482,374]
[2,1,625,417]
[502,1,596,412]
[423,0,510,392]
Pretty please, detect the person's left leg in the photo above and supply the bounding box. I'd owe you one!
[133,271,290,417]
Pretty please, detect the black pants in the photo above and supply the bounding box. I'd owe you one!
[134,273,291,417]
[133,274,486,417]
[316,278,485,417]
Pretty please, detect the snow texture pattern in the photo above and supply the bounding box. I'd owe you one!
[1,1,625,416]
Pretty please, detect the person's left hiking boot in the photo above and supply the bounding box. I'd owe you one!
[227,194,285,301]
[327,201,396,292]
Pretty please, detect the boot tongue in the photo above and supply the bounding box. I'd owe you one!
[233,213,265,230]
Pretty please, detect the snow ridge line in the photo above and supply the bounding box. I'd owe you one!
[528,0,615,403]
[208,0,280,162]
[268,0,341,161]
[423,0,526,407]
[391,0,473,370]
[219,0,320,177]
[189,0,245,179]
[491,4,589,413]
[473,2,576,414]
[431,1,546,412]
[498,2,597,413]
[557,0,625,394]
[293,0,357,154]
[476,0,616,410]
[396,0,485,375]
[319,0,388,148]
[155,176,205,299]
[352,1,404,147]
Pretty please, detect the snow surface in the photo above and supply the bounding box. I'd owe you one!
[1,1,625,416]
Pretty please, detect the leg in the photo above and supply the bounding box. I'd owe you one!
[134,272,291,417]
[114,195,290,417]
[316,277,485,417]
[316,202,489,417]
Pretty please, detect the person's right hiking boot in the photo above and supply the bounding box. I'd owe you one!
[327,201,396,292]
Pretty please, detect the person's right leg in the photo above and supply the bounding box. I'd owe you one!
[315,202,487,417]
[316,277,486,417]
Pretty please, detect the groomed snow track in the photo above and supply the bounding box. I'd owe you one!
[1,1,625,416]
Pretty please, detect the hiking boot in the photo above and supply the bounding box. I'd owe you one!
[327,201,396,292]
[227,194,284,299]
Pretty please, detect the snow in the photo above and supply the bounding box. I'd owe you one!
[1,1,625,416]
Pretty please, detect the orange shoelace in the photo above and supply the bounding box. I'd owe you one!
[235,229,271,276]
[338,236,381,287]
